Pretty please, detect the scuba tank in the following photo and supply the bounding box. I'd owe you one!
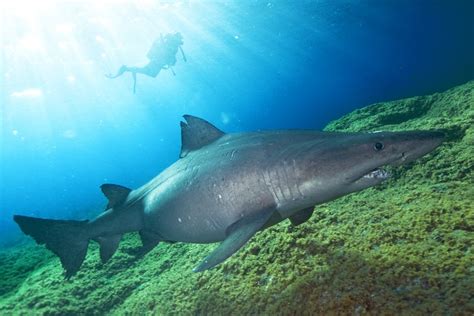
[146,36,164,60]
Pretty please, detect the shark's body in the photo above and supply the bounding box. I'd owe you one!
[14,115,444,277]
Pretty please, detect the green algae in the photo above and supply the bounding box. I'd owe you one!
[0,241,54,298]
[0,81,473,315]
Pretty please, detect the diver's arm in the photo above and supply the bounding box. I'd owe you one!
[179,46,187,62]
[169,66,176,76]
[132,72,137,94]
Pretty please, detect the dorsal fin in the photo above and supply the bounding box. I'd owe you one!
[100,184,132,209]
[180,115,225,158]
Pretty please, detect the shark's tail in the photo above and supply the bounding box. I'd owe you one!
[13,215,89,278]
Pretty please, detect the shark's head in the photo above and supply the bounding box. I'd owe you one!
[296,130,445,204]
[341,130,445,190]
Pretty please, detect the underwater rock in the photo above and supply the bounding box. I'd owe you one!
[0,81,473,315]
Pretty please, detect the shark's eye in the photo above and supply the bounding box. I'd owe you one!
[374,142,384,151]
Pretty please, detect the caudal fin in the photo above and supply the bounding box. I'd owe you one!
[13,215,89,278]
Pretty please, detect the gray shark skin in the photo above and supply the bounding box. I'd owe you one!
[13,115,444,277]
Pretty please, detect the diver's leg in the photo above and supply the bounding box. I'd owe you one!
[129,62,162,78]
[105,65,129,79]
[129,67,161,78]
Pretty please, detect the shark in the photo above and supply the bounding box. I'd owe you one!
[14,115,444,277]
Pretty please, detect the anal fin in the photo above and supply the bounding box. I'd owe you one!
[289,207,314,226]
[95,234,122,263]
[193,206,275,272]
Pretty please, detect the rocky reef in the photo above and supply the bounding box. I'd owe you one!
[1,81,472,315]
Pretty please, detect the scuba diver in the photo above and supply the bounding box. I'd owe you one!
[106,32,187,93]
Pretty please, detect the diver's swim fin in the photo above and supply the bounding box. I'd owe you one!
[193,207,275,272]
[13,215,89,278]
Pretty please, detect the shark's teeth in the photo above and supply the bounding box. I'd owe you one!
[363,168,390,179]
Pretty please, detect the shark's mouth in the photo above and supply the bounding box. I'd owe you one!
[349,167,391,185]
[362,168,390,180]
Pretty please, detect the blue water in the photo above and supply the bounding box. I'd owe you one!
[1,0,473,245]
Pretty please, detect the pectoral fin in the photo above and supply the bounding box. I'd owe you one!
[193,207,275,272]
[289,207,314,226]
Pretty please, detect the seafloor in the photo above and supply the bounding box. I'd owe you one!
[1,81,473,315]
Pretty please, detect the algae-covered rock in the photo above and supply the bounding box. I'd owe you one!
[0,81,472,315]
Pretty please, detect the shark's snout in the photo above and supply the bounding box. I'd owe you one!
[430,130,446,147]
[392,130,445,166]
[417,130,445,146]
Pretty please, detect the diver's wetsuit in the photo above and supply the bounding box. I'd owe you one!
[106,32,186,93]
